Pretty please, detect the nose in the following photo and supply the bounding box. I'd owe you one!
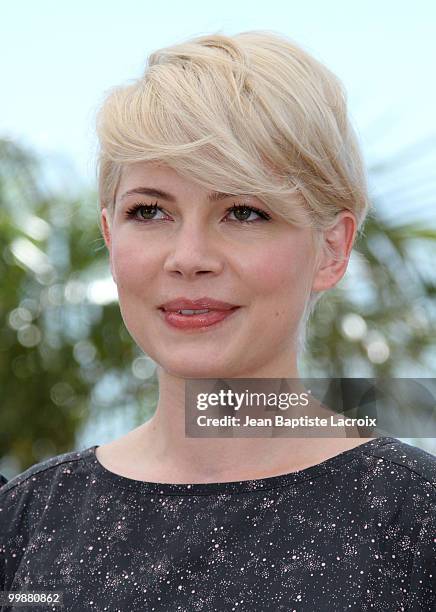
[162,222,224,278]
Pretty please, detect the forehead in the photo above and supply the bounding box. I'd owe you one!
[117,161,245,204]
[119,161,200,193]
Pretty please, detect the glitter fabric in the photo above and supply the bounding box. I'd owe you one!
[0,436,435,611]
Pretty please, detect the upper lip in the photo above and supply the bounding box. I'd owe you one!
[159,297,239,311]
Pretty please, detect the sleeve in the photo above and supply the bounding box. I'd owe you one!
[0,540,4,592]
[405,495,436,611]
[0,490,6,590]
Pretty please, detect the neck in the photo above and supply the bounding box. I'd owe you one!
[123,359,365,483]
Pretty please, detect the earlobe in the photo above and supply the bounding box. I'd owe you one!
[101,208,112,250]
[101,208,117,285]
[311,211,357,293]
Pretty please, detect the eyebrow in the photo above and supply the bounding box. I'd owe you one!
[119,187,239,203]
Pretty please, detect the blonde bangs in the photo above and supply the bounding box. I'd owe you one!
[96,31,370,235]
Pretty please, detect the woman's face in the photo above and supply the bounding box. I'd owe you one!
[101,161,320,378]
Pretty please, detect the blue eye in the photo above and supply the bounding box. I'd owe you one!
[124,202,271,224]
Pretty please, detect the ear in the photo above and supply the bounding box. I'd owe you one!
[311,211,357,293]
[101,207,117,285]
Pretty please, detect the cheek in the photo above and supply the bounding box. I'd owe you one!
[244,240,311,302]
[244,241,313,352]
[110,236,160,350]
[111,237,156,295]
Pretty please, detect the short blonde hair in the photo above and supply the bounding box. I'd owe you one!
[95,30,372,356]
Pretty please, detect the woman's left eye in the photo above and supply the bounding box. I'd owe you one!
[226,204,271,223]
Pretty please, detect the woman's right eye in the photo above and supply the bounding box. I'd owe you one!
[124,202,165,221]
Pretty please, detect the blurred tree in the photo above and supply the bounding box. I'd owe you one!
[0,139,158,472]
[0,136,435,474]
[304,213,436,376]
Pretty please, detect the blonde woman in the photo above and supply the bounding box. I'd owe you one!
[1,31,435,611]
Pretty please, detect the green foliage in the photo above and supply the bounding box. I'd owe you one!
[0,140,158,471]
[303,214,436,377]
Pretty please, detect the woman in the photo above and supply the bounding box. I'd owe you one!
[1,30,435,611]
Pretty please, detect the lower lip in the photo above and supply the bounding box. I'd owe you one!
[159,308,240,330]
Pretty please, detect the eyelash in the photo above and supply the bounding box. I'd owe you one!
[124,201,272,224]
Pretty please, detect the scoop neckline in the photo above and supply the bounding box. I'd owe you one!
[82,436,399,496]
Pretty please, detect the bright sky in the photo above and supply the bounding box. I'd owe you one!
[1,0,435,208]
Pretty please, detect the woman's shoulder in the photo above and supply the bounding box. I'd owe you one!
[353,437,436,536]
[356,437,436,494]
[0,446,94,505]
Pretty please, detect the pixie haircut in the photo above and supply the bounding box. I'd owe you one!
[95,30,372,357]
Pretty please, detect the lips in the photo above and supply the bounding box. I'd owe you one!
[159,296,239,312]
[160,306,241,330]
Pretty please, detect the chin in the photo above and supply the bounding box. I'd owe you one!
[160,360,235,380]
